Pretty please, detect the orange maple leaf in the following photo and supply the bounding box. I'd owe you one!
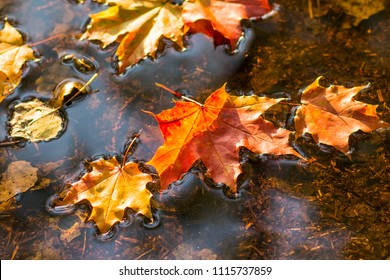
[147,84,300,192]
[182,0,271,48]
[58,157,153,233]
[294,77,390,155]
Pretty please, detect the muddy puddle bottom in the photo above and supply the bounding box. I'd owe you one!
[0,0,389,259]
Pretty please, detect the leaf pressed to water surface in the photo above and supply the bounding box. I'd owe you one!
[0,160,38,203]
[294,77,390,155]
[81,0,185,72]
[182,0,271,48]
[9,99,64,142]
[82,0,271,72]
[0,19,38,103]
[147,84,300,192]
[58,157,153,233]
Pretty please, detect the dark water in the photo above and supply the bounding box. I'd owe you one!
[0,0,389,259]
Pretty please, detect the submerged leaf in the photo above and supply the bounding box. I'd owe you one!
[148,84,299,192]
[9,99,64,142]
[0,19,38,103]
[294,77,390,155]
[335,0,384,26]
[58,157,153,233]
[0,160,38,203]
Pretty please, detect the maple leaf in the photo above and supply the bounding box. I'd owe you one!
[58,157,153,233]
[0,19,38,103]
[81,0,185,72]
[294,77,390,155]
[182,0,271,48]
[147,84,300,192]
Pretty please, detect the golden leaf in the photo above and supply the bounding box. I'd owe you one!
[0,19,38,103]
[9,99,64,142]
[58,157,153,233]
[0,160,38,203]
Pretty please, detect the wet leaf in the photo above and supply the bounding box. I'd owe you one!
[294,77,390,155]
[0,160,38,203]
[147,84,300,192]
[182,0,271,48]
[81,0,185,72]
[0,19,38,103]
[82,0,270,72]
[335,0,385,26]
[58,157,153,233]
[9,99,64,142]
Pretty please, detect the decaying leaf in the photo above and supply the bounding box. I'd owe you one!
[9,99,64,142]
[81,0,185,72]
[182,0,271,48]
[57,157,153,233]
[0,19,38,103]
[0,160,38,203]
[82,0,271,72]
[335,0,384,26]
[294,77,390,155]
[147,84,299,192]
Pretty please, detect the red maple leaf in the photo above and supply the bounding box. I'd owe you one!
[147,84,299,192]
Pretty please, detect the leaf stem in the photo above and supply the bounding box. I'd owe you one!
[121,133,140,168]
[155,83,203,107]
[278,101,302,106]
[28,73,98,126]
[28,34,67,47]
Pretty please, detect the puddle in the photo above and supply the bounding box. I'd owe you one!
[0,0,389,260]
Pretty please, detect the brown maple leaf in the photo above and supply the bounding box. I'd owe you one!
[294,77,390,155]
[58,157,153,233]
[81,0,186,72]
[147,84,300,192]
[0,19,38,103]
[182,0,271,48]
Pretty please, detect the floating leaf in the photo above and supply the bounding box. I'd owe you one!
[57,157,153,233]
[0,19,38,103]
[0,160,38,203]
[182,0,271,48]
[9,99,64,142]
[81,0,185,72]
[147,84,299,192]
[81,0,271,72]
[294,77,390,155]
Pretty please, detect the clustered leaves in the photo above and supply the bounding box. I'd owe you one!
[0,1,389,234]
[82,0,271,72]
[58,78,388,233]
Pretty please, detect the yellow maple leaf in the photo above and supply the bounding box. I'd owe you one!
[81,0,185,72]
[58,157,153,233]
[0,19,38,103]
